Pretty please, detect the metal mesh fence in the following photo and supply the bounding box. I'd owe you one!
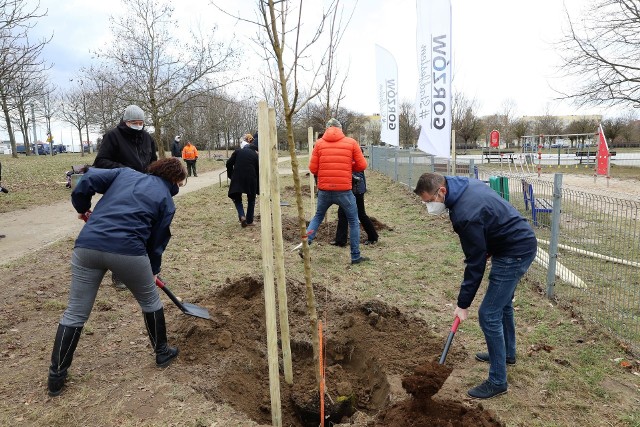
[368,146,475,189]
[368,145,640,354]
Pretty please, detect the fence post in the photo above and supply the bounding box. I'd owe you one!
[408,149,413,187]
[394,147,399,182]
[545,173,563,298]
[469,159,475,178]
[370,145,375,170]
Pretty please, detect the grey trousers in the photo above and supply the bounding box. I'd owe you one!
[60,248,163,327]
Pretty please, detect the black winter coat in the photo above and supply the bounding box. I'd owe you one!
[171,140,182,157]
[94,122,158,173]
[226,144,259,197]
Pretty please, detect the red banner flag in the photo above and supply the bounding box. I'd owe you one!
[596,124,610,176]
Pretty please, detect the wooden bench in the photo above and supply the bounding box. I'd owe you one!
[482,150,515,163]
[521,180,552,226]
[575,151,616,165]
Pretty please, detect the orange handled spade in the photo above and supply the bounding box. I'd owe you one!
[438,316,461,364]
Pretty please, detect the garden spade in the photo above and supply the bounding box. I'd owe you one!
[438,316,461,364]
[80,213,211,320]
[155,277,211,320]
[401,316,461,400]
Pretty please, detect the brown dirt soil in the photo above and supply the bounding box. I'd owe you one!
[167,276,501,426]
[376,361,503,427]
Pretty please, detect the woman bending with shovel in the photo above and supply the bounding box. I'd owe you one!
[47,158,187,397]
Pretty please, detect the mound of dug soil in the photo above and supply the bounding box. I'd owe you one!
[375,361,504,427]
[166,276,504,426]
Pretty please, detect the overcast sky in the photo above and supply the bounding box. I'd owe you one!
[18,0,624,143]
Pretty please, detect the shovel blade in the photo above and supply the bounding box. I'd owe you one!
[181,302,211,320]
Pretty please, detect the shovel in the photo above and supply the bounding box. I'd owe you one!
[155,277,211,320]
[401,316,460,400]
[438,316,461,364]
[80,213,211,320]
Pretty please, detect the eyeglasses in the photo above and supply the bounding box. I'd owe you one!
[126,120,144,126]
[421,187,443,204]
[178,178,188,187]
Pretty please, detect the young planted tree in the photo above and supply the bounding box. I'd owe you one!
[211,0,354,386]
[256,0,354,387]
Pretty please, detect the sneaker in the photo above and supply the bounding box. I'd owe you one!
[475,352,516,365]
[364,240,377,245]
[351,256,370,265]
[467,380,508,399]
[240,216,247,228]
[329,241,346,247]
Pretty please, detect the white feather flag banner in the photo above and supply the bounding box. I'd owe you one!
[415,0,452,158]
[375,44,399,146]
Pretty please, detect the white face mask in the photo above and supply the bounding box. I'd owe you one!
[426,202,446,215]
[424,188,446,215]
[128,124,143,131]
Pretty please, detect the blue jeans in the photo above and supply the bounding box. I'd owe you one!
[479,252,536,386]
[231,193,256,224]
[307,190,361,261]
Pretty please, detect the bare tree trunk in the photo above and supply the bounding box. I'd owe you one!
[262,3,320,385]
[0,91,18,158]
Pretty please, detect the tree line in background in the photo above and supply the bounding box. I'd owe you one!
[1,0,639,159]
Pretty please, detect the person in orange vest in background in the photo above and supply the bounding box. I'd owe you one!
[181,140,199,177]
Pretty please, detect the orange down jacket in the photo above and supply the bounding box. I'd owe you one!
[309,127,367,191]
[181,143,198,160]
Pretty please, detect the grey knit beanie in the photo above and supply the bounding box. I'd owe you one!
[326,118,342,129]
[122,105,145,122]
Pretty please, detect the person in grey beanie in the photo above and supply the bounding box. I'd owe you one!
[94,104,159,289]
[94,105,158,172]
[171,135,182,158]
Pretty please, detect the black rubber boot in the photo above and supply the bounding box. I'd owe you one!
[143,308,179,368]
[48,324,83,397]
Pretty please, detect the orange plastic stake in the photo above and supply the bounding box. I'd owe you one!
[319,320,325,427]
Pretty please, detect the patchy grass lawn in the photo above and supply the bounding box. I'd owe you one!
[0,152,230,213]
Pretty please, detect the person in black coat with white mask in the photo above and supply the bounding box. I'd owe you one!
[226,142,259,227]
[94,105,158,173]
[171,135,182,158]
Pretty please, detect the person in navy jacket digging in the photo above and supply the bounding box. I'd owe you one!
[46,158,187,397]
[414,172,537,400]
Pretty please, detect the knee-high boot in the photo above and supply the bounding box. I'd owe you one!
[143,308,179,367]
[48,324,83,396]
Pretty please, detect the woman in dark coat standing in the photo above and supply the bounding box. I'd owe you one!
[226,143,259,227]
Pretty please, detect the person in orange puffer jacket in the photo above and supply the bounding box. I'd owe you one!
[304,118,369,265]
[181,141,199,177]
